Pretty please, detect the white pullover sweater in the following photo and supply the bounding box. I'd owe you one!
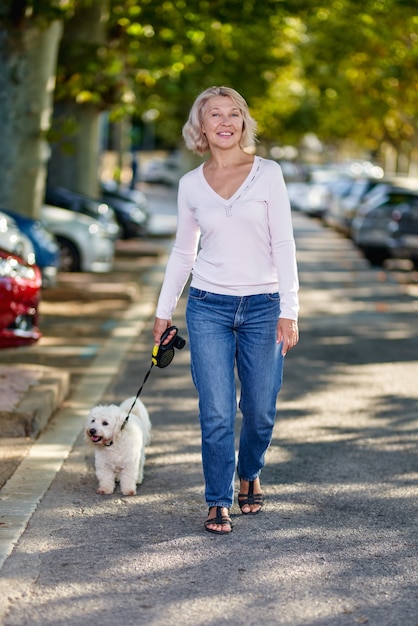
[156,156,299,321]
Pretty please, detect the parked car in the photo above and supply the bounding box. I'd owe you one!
[286,169,343,217]
[0,248,42,348]
[387,200,418,269]
[324,177,383,236]
[351,186,418,266]
[45,186,120,240]
[0,209,35,266]
[41,205,115,273]
[141,156,181,186]
[0,209,60,288]
[100,181,149,239]
[354,177,418,209]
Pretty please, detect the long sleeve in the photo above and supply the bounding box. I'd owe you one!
[265,162,299,320]
[155,178,201,319]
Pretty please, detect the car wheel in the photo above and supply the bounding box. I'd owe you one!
[362,248,388,267]
[56,237,81,272]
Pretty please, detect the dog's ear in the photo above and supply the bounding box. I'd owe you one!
[107,406,125,439]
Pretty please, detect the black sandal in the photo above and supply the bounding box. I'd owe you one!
[204,506,233,535]
[238,480,264,515]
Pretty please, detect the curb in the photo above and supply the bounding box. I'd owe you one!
[0,366,70,438]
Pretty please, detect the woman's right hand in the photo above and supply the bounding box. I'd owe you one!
[153,317,173,345]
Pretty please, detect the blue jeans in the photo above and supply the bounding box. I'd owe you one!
[186,288,285,509]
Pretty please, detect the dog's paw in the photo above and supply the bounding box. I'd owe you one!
[97,486,114,495]
[121,488,137,496]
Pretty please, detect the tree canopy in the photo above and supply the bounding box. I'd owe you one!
[50,0,418,161]
[0,0,417,218]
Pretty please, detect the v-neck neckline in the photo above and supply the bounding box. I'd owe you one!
[199,156,261,205]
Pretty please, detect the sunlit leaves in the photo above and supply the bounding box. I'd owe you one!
[283,0,418,153]
[45,0,418,153]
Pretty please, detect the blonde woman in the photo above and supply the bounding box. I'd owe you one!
[153,86,299,534]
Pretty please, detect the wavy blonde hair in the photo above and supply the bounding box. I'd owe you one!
[182,86,257,155]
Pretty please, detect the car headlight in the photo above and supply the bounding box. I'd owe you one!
[0,216,8,233]
[97,202,111,216]
[0,257,37,279]
[88,223,108,238]
[128,208,147,224]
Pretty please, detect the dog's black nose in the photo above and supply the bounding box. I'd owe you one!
[89,428,96,435]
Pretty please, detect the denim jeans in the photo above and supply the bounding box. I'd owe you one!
[186,287,284,509]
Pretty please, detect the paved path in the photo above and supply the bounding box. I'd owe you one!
[1,212,417,625]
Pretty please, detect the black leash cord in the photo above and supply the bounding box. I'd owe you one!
[120,362,154,431]
[119,326,186,432]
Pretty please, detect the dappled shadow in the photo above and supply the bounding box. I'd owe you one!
[13,326,410,625]
[3,403,417,626]
[2,213,418,625]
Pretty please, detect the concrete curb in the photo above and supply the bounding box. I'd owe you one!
[0,366,70,438]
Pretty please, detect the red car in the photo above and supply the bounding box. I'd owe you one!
[0,249,42,348]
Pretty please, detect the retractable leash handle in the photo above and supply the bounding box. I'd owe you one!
[152,325,186,368]
[122,326,186,430]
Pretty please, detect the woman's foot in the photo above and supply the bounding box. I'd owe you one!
[204,506,233,534]
[238,478,264,515]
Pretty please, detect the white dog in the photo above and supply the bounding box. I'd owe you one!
[85,397,151,496]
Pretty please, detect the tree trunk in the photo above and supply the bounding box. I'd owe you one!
[47,1,109,198]
[0,20,62,218]
[47,101,102,196]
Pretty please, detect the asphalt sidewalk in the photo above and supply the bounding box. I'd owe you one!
[0,233,172,490]
[1,211,418,625]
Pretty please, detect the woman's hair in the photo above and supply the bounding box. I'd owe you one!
[182,86,257,155]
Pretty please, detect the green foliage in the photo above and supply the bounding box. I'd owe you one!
[53,1,125,110]
[290,0,418,152]
[55,40,127,109]
[0,1,74,26]
[49,0,418,153]
[104,0,299,145]
[51,1,283,143]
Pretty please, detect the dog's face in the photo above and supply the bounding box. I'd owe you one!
[85,405,124,447]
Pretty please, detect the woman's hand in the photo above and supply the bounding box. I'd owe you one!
[277,318,299,356]
[153,317,174,345]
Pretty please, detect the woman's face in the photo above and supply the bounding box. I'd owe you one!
[201,96,244,150]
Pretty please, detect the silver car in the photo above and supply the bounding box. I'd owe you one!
[351,187,418,266]
[41,205,115,273]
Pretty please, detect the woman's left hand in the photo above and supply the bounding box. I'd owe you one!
[277,318,299,356]
[153,317,173,345]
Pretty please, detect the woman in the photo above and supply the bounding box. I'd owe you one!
[153,86,299,535]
